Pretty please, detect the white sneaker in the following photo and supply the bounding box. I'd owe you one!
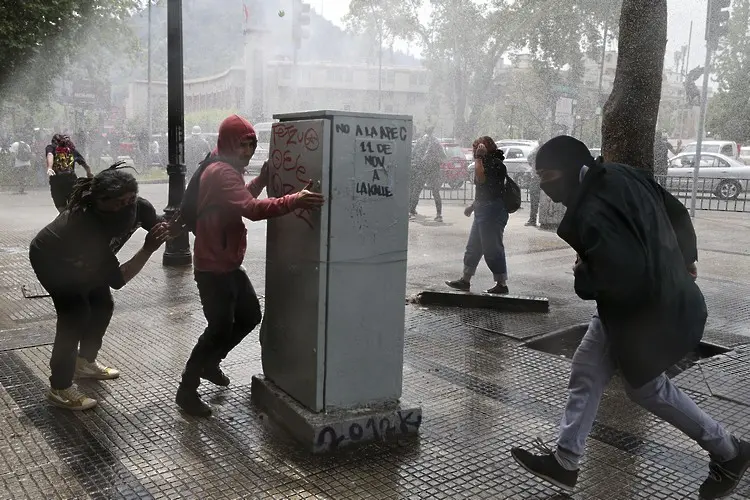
[75,357,120,380]
[47,385,97,411]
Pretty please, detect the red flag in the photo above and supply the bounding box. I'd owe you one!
[243,3,249,23]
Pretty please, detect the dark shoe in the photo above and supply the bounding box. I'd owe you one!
[445,278,470,291]
[700,439,750,499]
[525,219,536,227]
[202,366,230,387]
[486,284,509,295]
[511,443,578,492]
[175,386,212,417]
[434,214,443,222]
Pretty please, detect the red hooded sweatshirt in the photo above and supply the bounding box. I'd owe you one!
[194,115,301,273]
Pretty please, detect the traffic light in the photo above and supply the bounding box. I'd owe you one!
[293,1,311,50]
[706,0,731,48]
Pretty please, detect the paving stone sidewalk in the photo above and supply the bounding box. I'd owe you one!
[1,188,749,499]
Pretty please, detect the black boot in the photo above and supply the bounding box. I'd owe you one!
[176,385,212,417]
[202,366,230,387]
[445,278,470,291]
[699,439,750,499]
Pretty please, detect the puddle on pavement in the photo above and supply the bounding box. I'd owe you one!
[526,325,731,377]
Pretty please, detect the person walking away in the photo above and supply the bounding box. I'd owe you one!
[510,136,750,500]
[409,139,427,219]
[10,138,32,194]
[46,134,93,212]
[525,146,541,226]
[410,127,446,221]
[29,167,173,410]
[175,114,325,417]
[184,126,212,180]
[445,136,510,294]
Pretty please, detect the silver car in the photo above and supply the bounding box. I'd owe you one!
[667,152,750,200]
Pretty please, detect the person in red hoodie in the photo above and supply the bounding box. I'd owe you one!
[176,115,325,416]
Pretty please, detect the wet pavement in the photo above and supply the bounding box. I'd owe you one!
[1,187,750,499]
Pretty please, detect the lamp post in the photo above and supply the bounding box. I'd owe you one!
[163,0,192,266]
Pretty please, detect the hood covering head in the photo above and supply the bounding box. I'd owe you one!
[217,115,256,156]
[535,135,596,205]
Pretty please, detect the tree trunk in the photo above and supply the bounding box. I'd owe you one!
[601,0,667,170]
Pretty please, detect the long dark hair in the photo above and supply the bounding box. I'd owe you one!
[67,163,138,213]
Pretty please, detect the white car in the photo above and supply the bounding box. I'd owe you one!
[740,146,750,165]
[667,152,750,200]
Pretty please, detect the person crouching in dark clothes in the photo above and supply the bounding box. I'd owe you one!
[510,136,750,500]
[445,136,510,294]
[175,114,325,417]
[46,134,93,213]
[29,167,171,411]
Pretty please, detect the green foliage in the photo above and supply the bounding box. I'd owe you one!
[0,0,139,98]
[708,0,750,143]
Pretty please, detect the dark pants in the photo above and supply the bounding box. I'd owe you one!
[30,250,115,389]
[49,173,77,211]
[409,168,442,216]
[528,176,541,224]
[463,199,509,282]
[180,269,262,391]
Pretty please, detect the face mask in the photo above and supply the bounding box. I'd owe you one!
[95,203,137,237]
[540,179,569,204]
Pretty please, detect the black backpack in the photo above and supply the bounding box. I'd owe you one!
[180,154,227,234]
[502,175,522,214]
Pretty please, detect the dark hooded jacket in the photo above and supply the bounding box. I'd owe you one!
[558,160,705,387]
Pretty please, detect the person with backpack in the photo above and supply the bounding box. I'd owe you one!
[445,136,515,295]
[29,166,173,411]
[9,138,32,194]
[175,114,325,417]
[46,134,93,212]
[509,136,750,500]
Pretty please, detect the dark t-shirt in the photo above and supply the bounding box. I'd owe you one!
[45,144,86,174]
[29,197,162,290]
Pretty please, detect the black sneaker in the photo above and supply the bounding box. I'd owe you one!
[700,439,750,499]
[525,220,536,227]
[434,214,443,222]
[445,278,470,291]
[486,284,509,295]
[511,441,578,492]
[176,386,212,417]
[202,366,230,387]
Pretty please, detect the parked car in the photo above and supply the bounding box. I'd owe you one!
[682,140,740,159]
[740,146,750,165]
[439,142,469,189]
[667,152,750,200]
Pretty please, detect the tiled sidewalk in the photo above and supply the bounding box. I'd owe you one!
[1,189,749,499]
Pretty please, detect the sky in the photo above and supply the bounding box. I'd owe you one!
[311,0,711,73]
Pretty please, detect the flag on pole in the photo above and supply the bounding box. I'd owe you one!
[243,3,249,23]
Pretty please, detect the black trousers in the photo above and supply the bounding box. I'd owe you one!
[528,177,541,223]
[409,169,442,215]
[49,173,77,210]
[30,249,115,389]
[181,269,262,391]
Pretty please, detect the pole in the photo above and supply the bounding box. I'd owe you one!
[377,24,383,112]
[163,0,192,266]
[685,21,693,75]
[690,44,712,218]
[595,19,609,145]
[509,105,515,138]
[147,0,152,167]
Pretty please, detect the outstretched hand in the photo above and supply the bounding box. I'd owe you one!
[144,222,170,252]
[295,180,325,210]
